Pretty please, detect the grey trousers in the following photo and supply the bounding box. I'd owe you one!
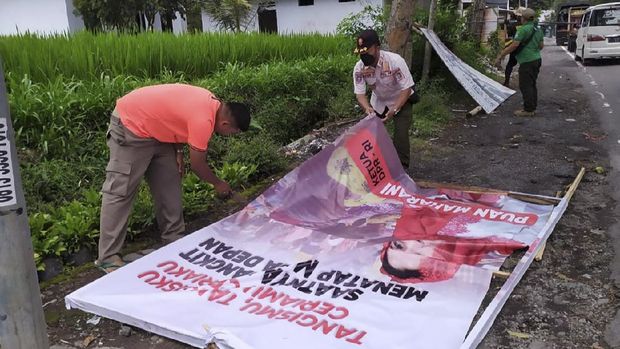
[98,113,185,262]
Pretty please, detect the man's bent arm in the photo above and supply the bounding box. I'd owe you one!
[498,41,520,60]
[393,87,412,113]
[356,93,374,112]
[189,148,222,185]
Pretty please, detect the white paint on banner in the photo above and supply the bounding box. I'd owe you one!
[0,118,17,207]
[420,29,516,114]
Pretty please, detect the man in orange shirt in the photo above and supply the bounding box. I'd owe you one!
[96,83,251,273]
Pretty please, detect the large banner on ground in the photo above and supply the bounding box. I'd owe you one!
[421,28,516,114]
[67,117,554,349]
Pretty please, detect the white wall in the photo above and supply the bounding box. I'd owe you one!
[0,0,73,35]
[481,7,499,43]
[201,12,219,32]
[276,0,382,34]
[65,0,84,32]
[172,11,187,34]
[153,13,163,31]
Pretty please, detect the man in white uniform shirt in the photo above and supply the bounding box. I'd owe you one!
[353,29,417,169]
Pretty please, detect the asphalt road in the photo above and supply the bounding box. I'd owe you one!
[556,42,620,121]
[550,38,620,346]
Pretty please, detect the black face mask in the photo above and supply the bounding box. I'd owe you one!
[360,53,375,66]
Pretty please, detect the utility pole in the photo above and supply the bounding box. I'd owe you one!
[0,60,49,349]
[421,0,438,82]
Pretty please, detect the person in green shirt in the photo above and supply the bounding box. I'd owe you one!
[495,8,544,117]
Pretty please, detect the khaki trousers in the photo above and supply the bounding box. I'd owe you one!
[98,113,185,262]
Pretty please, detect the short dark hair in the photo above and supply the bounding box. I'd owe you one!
[356,29,381,50]
[381,250,423,280]
[226,102,251,132]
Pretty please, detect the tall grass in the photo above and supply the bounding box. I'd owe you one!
[8,54,357,169]
[0,31,351,82]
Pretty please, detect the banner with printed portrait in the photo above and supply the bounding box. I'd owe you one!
[67,116,554,349]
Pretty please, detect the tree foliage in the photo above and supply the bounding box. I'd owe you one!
[203,0,254,32]
[336,5,388,39]
[73,0,200,32]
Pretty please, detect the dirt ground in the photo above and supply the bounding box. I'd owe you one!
[42,50,619,348]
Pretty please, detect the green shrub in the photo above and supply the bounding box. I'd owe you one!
[251,97,316,144]
[223,134,288,179]
[413,85,451,137]
[50,189,101,253]
[326,86,360,122]
[204,56,357,144]
[486,30,502,60]
[30,189,101,270]
[182,161,258,216]
[21,158,105,210]
[127,185,156,237]
[30,212,65,271]
[216,162,258,189]
[182,172,216,216]
[336,5,388,39]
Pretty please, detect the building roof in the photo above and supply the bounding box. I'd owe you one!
[555,0,592,11]
[587,1,620,10]
[485,0,509,8]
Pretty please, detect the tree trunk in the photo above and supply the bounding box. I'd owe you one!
[161,12,174,32]
[186,6,204,33]
[385,0,416,69]
[145,10,156,31]
[421,0,437,82]
[468,0,485,42]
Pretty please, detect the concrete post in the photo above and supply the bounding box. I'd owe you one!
[0,60,49,349]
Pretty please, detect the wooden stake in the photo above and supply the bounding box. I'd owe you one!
[416,180,561,205]
[466,105,484,118]
[493,270,511,278]
[535,168,586,262]
[563,167,586,201]
[416,180,506,194]
[534,244,546,261]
